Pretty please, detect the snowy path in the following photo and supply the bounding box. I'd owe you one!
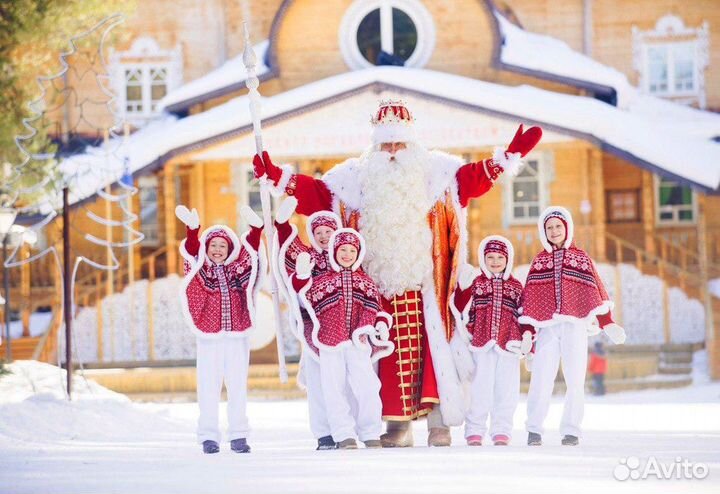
[1,363,718,494]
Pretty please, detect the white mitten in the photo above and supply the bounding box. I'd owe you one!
[506,340,522,355]
[603,323,626,345]
[520,331,533,355]
[587,321,601,336]
[175,205,200,229]
[375,321,390,341]
[457,263,477,290]
[276,197,298,224]
[524,352,534,372]
[295,252,314,279]
[240,205,263,228]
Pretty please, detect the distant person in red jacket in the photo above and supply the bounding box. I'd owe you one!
[588,341,608,396]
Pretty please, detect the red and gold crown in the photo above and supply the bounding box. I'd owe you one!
[370,100,416,145]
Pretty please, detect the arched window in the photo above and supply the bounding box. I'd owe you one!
[340,0,435,70]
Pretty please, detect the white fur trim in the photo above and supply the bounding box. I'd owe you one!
[271,225,320,362]
[492,148,523,177]
[327,227,366,272]
[322,149,464,213]
[449,287,473,343]
[421,281,467,426]
[267,164,295,197]
[427,150,465,204]
[297,275,361,356]
[498,340,524,359]
[178,225,263,339]
[306,210,342,253]
[323,157,364,211]
[322,148,470,425]
[518,300,614,330]
[449,330,474,384]
[351,313,395,363]
[478,235,514,281]
[538,206,574,252]
[371,122,416,145]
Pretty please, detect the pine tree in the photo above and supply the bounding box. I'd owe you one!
[0,0,135,200]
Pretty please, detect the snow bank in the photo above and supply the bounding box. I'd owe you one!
[495,13,637,108]
[0,361,183,444]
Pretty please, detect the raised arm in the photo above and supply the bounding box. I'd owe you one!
[175,205,201,256]
[452,264,477,312]
[456,124,543,207]
[240,205,263,252]
[289,252,314,292]
[253,151,333,216]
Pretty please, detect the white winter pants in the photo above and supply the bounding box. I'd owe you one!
[525,322,588,437]
[464,349,520,439]
[319,345,382,442]
[301,352,332,439]
[196,336,250,443]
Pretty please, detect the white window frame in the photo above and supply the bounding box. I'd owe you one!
[654,175,697,226]
[502,152,552,226]
[138,175,160,246]
[633,15,709,108]
[339,0,436,70]
[110,37,183,125]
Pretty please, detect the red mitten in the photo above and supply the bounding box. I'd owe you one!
[185,226,201,257]
[252,154,265,179]
[260,151,282,185]
[506,124,543,157]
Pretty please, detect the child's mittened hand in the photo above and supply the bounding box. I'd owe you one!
[241,205,263,228]
[586,322,601,336]
[375,321,390,341]
[457,264,476,290]
[520,331,533,355]
[295,252,314,279]
[603,323,626,344]
[276,197,298,224]
[175,205,200,229]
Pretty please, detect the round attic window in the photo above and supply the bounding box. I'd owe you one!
[340,0,435,70]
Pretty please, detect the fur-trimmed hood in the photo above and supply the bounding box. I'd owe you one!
[328,227,366,272]
[196,225,242,266]
[306,210,341,253]
[538,205,574,252]
[478,235,515,281]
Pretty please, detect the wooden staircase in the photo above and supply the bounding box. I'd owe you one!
[0,336,42,361]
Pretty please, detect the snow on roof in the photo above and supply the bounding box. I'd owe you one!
[60,66,720,204]
[495,13,638,109]
[158,40,270,112]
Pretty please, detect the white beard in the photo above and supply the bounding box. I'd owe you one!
[356,143,435,298]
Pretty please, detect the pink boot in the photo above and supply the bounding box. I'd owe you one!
[493,434,510,446]
[466,435,483,446]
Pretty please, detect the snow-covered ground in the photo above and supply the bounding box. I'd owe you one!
[1,361,718,494]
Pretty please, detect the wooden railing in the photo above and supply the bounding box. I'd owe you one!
[31,245,170,363]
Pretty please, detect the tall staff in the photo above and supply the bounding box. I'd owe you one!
[242,23,287,383]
